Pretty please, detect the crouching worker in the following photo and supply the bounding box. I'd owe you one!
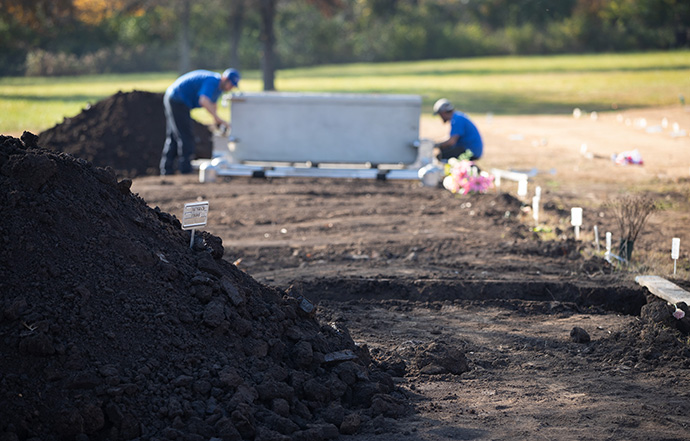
[160,68,241,175]
[432,98,483,162]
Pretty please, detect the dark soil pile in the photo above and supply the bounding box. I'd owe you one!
[37,91,213,178]
[0,133,402,441]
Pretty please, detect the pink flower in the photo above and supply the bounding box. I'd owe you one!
[443,159,495,195]
[673,308,685,320]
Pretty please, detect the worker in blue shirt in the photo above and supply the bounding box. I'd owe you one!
[160,68,241,175]
[432,98,483,161]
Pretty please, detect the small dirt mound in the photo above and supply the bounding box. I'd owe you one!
[375,340,470,377]
[0,133,402,441]
[38,91,212,178]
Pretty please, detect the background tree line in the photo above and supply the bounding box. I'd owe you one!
[2,0,688,87]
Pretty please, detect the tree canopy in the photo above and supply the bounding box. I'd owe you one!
[1,0,688,79]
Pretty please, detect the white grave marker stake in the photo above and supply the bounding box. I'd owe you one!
[593,225,600,252]
[182,201,210,248]
[672,237,680,275]
[605,232,612,262]
[571,207,583,240]
[535,186,542,198]
[517,179,528,198]
[532,196,540,225]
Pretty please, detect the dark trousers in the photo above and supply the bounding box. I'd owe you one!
[439,145,479,161]
[160,93,195,175]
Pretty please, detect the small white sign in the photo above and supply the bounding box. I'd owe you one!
[182,201,209,230]
[672,237,680,260]
[571,207,583,240]
[571,207,583,226]
[672,237,681,275]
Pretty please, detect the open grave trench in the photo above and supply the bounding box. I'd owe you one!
[283,277,648,317]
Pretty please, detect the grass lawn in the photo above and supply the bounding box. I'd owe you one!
[1,50,688,135]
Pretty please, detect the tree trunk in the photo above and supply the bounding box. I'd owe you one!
[178,0,191,74]
[259,0,277,91]
[229,0,245,69]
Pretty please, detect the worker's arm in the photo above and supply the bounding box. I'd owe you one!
[199,95,228,127]
[435,134,460,150]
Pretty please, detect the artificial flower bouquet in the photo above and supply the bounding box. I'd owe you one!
[442,156,494,195]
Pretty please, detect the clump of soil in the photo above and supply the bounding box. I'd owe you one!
[587,298,690,369]
[0,133,403,441]
[38,91,213,178]
[375,340,470,377]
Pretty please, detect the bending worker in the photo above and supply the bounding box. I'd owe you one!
[160,68,241,175]
[432,98,483,161]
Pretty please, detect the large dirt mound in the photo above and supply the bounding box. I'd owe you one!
[38,91,212,178]
[0,133,402,441]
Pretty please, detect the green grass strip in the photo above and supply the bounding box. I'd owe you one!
[1,51,688,135]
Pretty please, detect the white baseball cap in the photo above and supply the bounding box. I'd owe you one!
[433,98,454,115]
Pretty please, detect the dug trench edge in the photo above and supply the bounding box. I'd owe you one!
[284,278,648,316]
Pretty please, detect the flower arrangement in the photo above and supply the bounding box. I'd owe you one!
[612,149,644,165]
[442,154,494,195]
[673,307,685,320]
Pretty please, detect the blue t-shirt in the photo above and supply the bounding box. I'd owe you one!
[450,111,483,159]
[167,70,222,109]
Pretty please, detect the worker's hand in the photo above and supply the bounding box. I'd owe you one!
[217,123,230,135]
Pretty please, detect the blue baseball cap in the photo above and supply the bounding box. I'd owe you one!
[222,68,241,87]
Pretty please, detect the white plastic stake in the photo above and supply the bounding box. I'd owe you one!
[593,225,600,252]
[535,186,542,198]
[517,179,528,198]
[571,207,583,240]
[605,232,612,261]
[672,237,680,275]
[532,196,540,225]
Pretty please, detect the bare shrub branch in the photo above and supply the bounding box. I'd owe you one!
[605,195,658,243]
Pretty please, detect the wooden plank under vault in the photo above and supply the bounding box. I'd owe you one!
[635,275,690,305]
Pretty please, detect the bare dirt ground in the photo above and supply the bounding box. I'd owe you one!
[129,106,690,440]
